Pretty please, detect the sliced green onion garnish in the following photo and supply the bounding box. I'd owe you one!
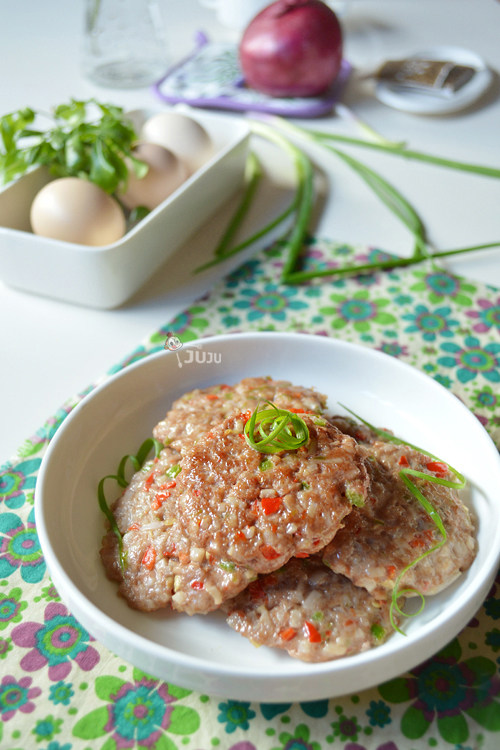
[244,402,309,454]
[340,405,465,483]
[340,405,466,634]
[97,437,163,572]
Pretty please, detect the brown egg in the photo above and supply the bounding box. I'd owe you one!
[30,177,126,246]
[140,112,214,175]
[119,142,189,211]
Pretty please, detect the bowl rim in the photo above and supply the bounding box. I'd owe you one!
[35,331,500,699]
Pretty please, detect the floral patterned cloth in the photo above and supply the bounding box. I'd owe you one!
[1,238,499,750]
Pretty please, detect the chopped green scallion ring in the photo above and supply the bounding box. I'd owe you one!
[218,561,236,571]
[166,463,182,479]
[345,487,365,507]
[370,623,386,640]
[259,458,274,471]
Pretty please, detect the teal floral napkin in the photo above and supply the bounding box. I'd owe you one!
[1,238,499,750]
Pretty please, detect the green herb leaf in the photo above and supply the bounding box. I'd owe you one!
[218,560,236,571]
[0,108,35,154]
[0,98,143,193]
[89,138,120,193]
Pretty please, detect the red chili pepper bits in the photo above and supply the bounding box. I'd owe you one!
[141,546,156,570]
[261,496,282,515]
[426,460,449,477]
[260,545,281,561]
[304,620,322,643]
[144,472,156,490]
[151,491,171,510]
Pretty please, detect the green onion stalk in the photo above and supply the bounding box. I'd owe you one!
[195,121,314,275]
[195,113,500,284]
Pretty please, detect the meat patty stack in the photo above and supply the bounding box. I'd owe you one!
[100,377,477,663]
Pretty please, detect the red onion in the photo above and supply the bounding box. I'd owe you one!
[239,0,343,98]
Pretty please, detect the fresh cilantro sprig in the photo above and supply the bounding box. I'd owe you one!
[0,98,147,193]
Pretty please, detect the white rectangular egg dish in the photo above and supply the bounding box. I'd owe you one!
[0,109,250,309]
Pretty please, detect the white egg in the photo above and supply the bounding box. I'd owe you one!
[119,142,188,211]
[140,112,214,175]
[30,177,126,246]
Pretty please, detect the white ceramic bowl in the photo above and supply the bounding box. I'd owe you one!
[0,109,249,309]
[35,332,500,701]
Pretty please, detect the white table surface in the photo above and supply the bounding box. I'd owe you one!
[1,0,499,461]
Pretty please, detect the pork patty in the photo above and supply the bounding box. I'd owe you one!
[100,447,256,614]
[323,416,476,598]
[224,557,395,662]
[175,413,370,573]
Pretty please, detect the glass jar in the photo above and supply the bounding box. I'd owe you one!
[82,0,170,89]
